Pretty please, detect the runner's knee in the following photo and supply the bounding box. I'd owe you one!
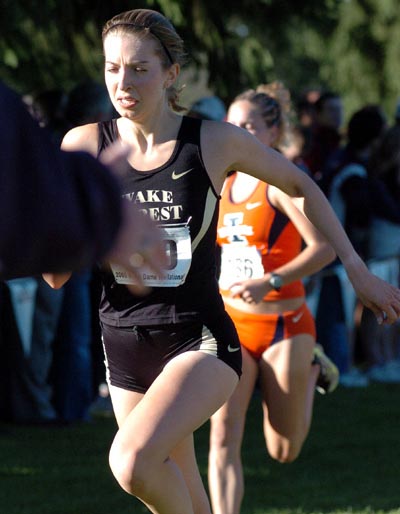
[109,438,154,498]
[267,438,302,463]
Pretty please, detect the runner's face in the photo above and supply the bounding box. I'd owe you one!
[104,33,172,121]
[227,100,277,147]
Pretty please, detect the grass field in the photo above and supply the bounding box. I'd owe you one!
[1,383,400,514]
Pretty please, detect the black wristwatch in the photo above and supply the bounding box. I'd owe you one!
[268,273,283,292]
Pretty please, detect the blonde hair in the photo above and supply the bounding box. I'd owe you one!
[234,81,293,149]
[102,9,187,112]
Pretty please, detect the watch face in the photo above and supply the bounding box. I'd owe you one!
[270,274,282,290]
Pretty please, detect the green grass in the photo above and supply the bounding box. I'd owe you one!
[1,383,400,514]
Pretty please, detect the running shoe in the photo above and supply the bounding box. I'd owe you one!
[313,344,339,394]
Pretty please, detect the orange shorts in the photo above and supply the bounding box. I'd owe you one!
[224,302,316,360]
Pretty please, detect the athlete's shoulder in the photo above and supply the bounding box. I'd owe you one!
[201,119,243,139]
[200,120,251,162]
[203,120,268,163]
[61,122,99,156]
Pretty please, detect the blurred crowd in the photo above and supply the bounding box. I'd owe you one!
[1,80,400,426]
[298,90,400,388]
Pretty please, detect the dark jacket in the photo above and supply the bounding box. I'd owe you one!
[0,82,122,279]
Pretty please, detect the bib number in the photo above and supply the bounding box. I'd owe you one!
[219,244,264,290]
[111,224,192,287]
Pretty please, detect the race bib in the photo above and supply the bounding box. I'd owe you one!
[111,223,192,287]
[219,244,264,290]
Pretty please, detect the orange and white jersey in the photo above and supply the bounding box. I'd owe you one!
[217,174,305,301]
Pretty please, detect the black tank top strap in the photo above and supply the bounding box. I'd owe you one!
[177,116,202,146]
[97,119,119,157]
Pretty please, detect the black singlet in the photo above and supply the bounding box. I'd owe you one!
[97,116,227,327]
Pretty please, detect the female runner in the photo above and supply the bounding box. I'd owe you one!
[44,9,400,514]
[209,84,337,514]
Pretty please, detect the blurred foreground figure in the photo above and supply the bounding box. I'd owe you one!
[0,81,164,281]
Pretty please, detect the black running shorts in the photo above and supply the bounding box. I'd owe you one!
[101,314,242,393]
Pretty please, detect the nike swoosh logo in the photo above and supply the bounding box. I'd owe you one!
[246,201,262,210]
[227,344,240,353]
[172,168,194,180]
[292,311,304,323]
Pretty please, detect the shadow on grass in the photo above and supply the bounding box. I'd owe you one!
[1,384,400,513]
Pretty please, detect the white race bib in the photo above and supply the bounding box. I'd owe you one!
[219,244,264,290]
[111,223,192,287]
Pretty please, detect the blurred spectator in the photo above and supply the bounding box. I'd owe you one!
[395,98,400,125]
[296,88,320,128]
[24,89,70,145]
[50,270,93,422]
[367,123,400,260]
[187,95,226,121]
[1,278,63,424]
[316,105,400,386]
[359,123,400,382]
[323,105,392,256]
[64,80,116,126]
[294,88,321,166]
[302,91,344,181]
[281,124,311,175]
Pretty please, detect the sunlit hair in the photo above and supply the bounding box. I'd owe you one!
[234,81,292,148]
[102,9,187,112]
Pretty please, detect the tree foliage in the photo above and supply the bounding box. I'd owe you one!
[0,0,399,119]
[325,0,400,117]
